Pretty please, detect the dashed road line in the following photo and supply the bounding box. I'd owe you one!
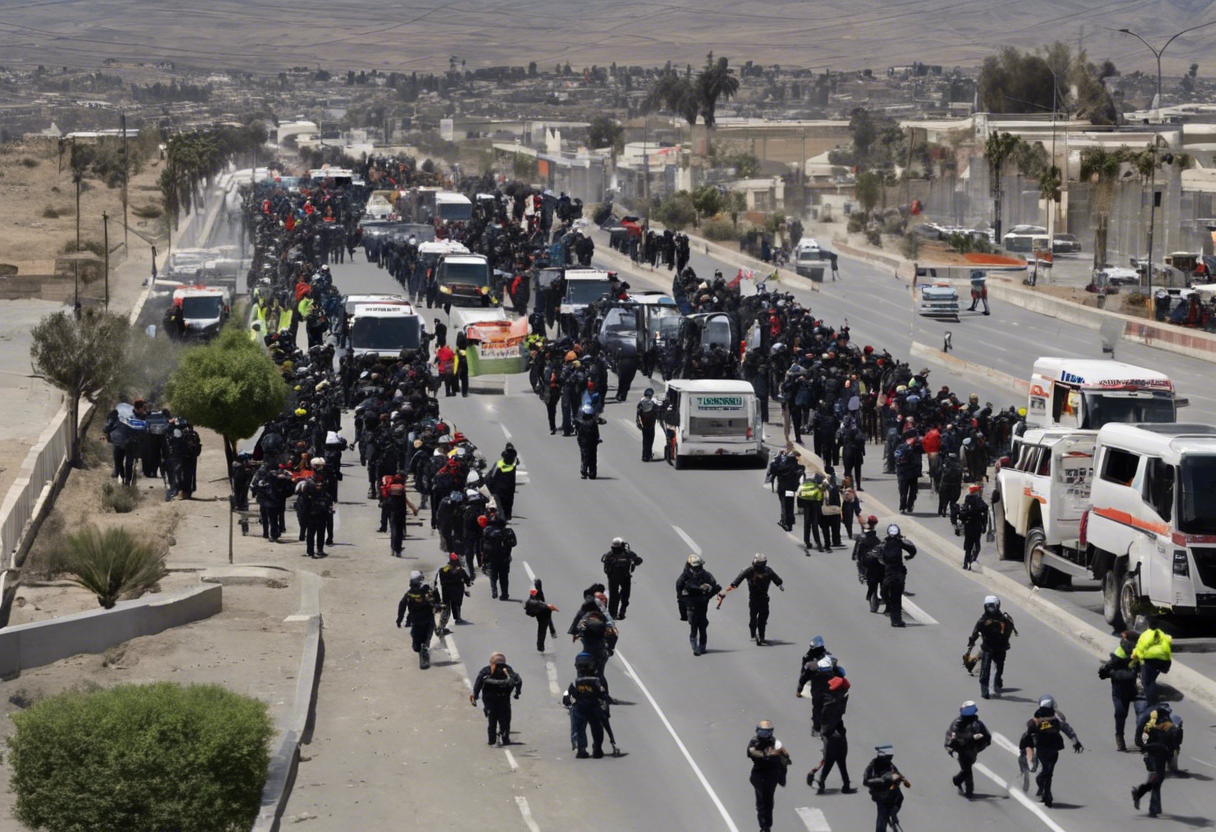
[504,749,519,771]
[901,596,939,625]
[795,806,831,831]
[501,423,513,440]
[992,732,1020,756]
[616,650,741,832]
[975,760,1070,832]
[514,796,542,832]
[1189,756,1215,769]
[673,525,702,555]
[546,660,561,696]
[523,561,537,582]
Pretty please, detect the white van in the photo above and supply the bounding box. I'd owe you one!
[348,303,425,359]
[662,380,765,469]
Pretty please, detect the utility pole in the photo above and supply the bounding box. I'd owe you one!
[103,211,110,308]
[643,115,651,229]
[121,110,129,251]
[74,159,81,316]
[1119,22,1216,123]
[800,128,806,217]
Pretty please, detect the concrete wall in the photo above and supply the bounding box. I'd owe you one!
[0,583,221,678]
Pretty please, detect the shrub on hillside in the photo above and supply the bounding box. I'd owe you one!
[6,682,274,832]
[701,216,738,242]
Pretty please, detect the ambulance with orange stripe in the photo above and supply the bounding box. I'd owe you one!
[996,419,1216,629]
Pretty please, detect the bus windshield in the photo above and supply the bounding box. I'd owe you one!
[1179,455,1216,535]
[1082,392,1174,429]
[351,316,422,352]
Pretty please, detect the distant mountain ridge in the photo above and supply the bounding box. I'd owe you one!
[2,0,1212,74]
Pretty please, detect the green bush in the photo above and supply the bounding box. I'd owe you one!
[58,525,166,608]
[847,213,867,234]
[654,192,697,231]
[41,205,62,219]
[100,480,140,513]
[6,682,274,832]
[702,216,738,242]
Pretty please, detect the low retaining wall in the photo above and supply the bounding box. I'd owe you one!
[0,583,222,678]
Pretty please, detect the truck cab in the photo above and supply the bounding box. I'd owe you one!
[436,253,492,308]
[1027,357,1178,430]
[171,286,230,341]
[348,303,425,360]
[559,269,615,337]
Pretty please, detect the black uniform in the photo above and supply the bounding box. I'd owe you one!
[601,543,643,619]
[852,528,884,613]
[1018,706,1081,807]
[676,565,721,655]
[396,581,439,669]
[938,454,963,518]
[797,648,844,736]
[747,735,790,832]
[767,452,805,531]
[564,671,610,757]
[729,563,784,643]
[574,410,603,479]
[879,534,917,627]
[1132,705,1182,816]
[958,491,988,568]
[482,519,516,600]
[945,714,992,796]
[636,396,659,461]
[472,661,523,746]
[436,559,474,630]
[525,584,558,652]
[862,755,905,832]
[1098,638,1140,750]
[967,609,1016,698]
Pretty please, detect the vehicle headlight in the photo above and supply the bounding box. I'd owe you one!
[439,285,452,294]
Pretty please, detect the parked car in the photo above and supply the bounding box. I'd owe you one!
[1052,233,1082,254]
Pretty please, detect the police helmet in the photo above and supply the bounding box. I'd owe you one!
[756,720,774,739]
[581,404,595,416]
[448,490,464,502]
[817,657,834,670]
[409,570,423,586]
[644,388,654,397]
[574,651,595,671]
[808,635,825,651]
[983,595,1000,611]
[612,537,625,547]
[752,553,767,565]
[1039,695,1055,710]
[687,554,704,568]
[875,744,894,757]
[887,523,901,537]
[960,700,978,717]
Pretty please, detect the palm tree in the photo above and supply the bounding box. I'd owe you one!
[1079,146,1128,270]
[646,69,699,126]
[984,132,1021,241]
[697,54,740,128]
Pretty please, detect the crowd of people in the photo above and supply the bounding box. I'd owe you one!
[206,162,1191,830]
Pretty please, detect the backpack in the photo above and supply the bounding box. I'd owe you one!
[581,613,608,638]
[1034,716,1065,751]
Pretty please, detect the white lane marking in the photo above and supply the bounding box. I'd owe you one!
[429,630,470,688]
[501,423,513,440]
[901,596,938,625]
[975,761,1007,790]
[617,651,741,832]
[523,560,537,582]
[514,796,542,832]
[993,732,1020,756]
[795,806,831,831]
[673,525,702,555]
[1189,756,1216,769]
[332,506,341,531]
[546,660,561,696]
[976,761,1070,832]
[444,634,461,663]
[504,375,510,396]
[504,749,519,771]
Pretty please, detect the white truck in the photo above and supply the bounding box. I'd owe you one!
[995,423,1216,627]
[1026,357,1179,430]
[660,380,766,469]
[347,303,425,360]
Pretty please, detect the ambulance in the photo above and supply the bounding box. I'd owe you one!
[1026,358,1180,430]
[660,380,766,469]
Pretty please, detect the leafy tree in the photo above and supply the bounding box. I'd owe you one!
[165,325,287,478]
[646,68,700,125]
[58,526,167,608]
[30,308,130,467]
[690,184,724,223]
[854,171,883,215]
[1079,146,1128,269]
[696,53,740,127]
[984,131,1021,241]
[588,115,624,152]
[979,44,1116,125]
[654,191,698,231]
[7,682,273,832]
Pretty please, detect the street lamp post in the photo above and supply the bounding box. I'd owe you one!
[103,211,110,308]
[1118,22,1216,123]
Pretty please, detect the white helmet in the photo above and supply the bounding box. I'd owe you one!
[687,554,704,567]
[984,595,1000,610]
[816,656,834,670]
[753,553,767,565]
[612,537,625,547]
[887,524,901,537]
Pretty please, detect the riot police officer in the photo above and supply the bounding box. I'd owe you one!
[396,571,439,669]
[601,537,643,620]
[636,388,659,461]
[721,553,784,645]
[880,524,916,627]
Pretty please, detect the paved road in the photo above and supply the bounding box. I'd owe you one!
[313,253,1216,832]
[587,232,1216,675]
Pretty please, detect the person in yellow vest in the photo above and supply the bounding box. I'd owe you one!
[249,320,263,343]
[798,473,826,553]
[1131,618,1173,705]
[486,444,518,521]
[277,299,293,334]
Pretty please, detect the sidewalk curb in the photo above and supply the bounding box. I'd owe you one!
[782,438,1216,717]
[253,569,324,832]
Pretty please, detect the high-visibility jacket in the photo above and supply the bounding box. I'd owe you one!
[1132,628,1172,664]
[797,480,823,502]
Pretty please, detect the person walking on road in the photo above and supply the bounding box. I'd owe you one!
[486,443,519,521]
[676,554,721,656]
[574,403,606,479]
[563,652,610,758]
[1098,630,1142,752]
[766,448,805,531]
[798,473,826,553]
[957,484,988,569]
[879,524,916,628]
[601,537,643,620]
[1131,702,1183,817]
[481,508,517,600]
[1018,695,1083,808]
[748,720,791,832]
[436,552,474,633]
[380,470,419,557]
[525,580,559,652]
[797,636,845,738]
[808,673,854,795]
[396,571,439,669]
[965,595,1017,699]
[863,745,909,832]
[636,388,659,461]
[471,652,522,747]
[1131,618,1173,706]
[945,700,992,797]
[852,516,884,613]
[720,553,784,645]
